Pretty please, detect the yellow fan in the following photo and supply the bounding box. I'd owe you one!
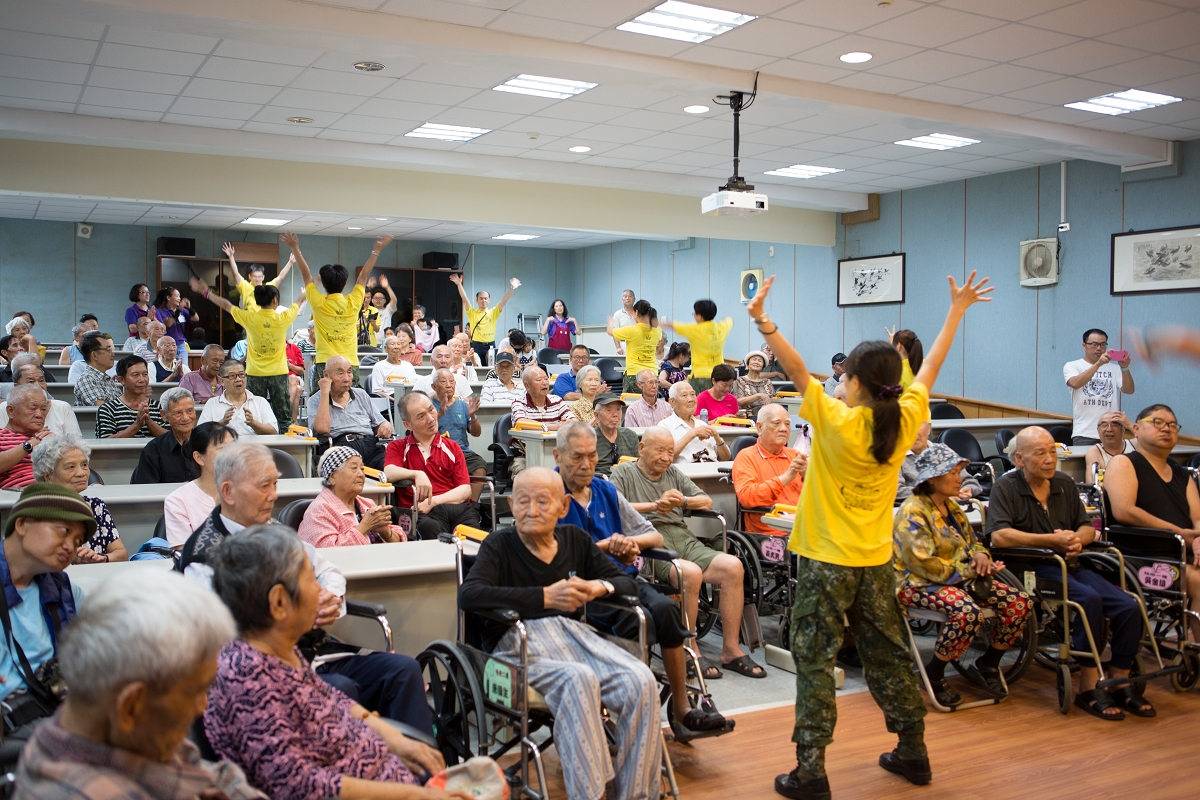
[454,524,490,542]
[712,416,752,427]
[620,393,641,402]
[765,503,797,517]
[618,456,638,464]
[512,420,549,431]
[775,391,802,398]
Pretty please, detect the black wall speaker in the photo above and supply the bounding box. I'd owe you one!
[157,237,196,257]
[422,251,458,270]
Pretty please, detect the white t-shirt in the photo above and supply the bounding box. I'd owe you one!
[370,360,417,397]
[412,371,472,401]
[613,309,635,329]
[1063,358,1124,440]
[197,391,279,435]
[660,413,719,464]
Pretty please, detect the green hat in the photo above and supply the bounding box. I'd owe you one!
[4,482,97,539]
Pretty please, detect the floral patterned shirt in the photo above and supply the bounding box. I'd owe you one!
[84,496,120,555]
[892,493,986,592]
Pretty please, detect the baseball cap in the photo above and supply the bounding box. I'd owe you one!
[831,353,847,365]
[593,392,625,408]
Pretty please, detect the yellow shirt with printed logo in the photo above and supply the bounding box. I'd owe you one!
[237,276,281,312]
[466,306,501,343]
[671,318,733,379]
[306,283,365,365]
[228,304,300,377]
[791,376,930,567]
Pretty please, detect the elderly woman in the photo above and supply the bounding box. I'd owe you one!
[694,363,741,422]
[298,446,405,547]
[893,444,1030,706]
[163,422,238,548]
[447,336,478,380]
[732,350,776,420]
[205,526,467,800]
[16,571,266,798]
[661,381,730,463]
[370,334,419,398]
[896,421,981,502]
[567,364,603,425]
[32,434,128,564]
[6,314,39,363]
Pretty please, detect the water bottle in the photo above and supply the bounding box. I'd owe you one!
[699,408,709,425]
[487,346,495,366]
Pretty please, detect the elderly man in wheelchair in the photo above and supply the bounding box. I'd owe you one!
[987,427,1154,720]
[458,467,664,800]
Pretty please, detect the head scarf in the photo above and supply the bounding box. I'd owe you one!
[317,446,360,485]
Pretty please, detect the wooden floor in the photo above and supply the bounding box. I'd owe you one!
[526,668,1200,798]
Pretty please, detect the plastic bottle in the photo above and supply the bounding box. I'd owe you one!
[487,346,495,366]
[699,408,709,425]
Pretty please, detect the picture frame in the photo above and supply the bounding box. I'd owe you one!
[1111,224,1200,295]
[837,253,905,307]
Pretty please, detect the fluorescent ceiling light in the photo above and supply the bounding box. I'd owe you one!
[493,234,540,241]
[839,51,872,64]
[405,123,490,143]
[241,217,290,226]
[684,104,710,114]
[617,1,756,44]
[494,74,597,100]
[568,145,591,153]
[348,227,362,230]
[764,164,844,179]
[1065,89,1181,116]
[895,133,979,150]
[375,217,387,221]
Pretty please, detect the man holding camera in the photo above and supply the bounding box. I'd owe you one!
[1064,328,1134,446]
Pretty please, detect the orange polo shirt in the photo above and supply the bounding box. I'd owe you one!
[731,441,804,535]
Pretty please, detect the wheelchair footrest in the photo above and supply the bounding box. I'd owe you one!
[669,718,736,744]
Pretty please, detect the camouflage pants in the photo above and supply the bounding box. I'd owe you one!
[790,557,926,747]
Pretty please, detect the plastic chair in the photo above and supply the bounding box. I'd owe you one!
[88,468,104,486]
[269,448,305,479]
[536,347,561,366]
[278,498,312,531]
[995,428,1015,456]
[1049,425,1074,446]
[488,413,514,493]
[361,372,374,395]
[930,403,965,420]
[728,435,758,460]
[593,357,624,385]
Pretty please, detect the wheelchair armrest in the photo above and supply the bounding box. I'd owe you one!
[590,593,641,610]
[346,600,387,618]
[639,547,680,562]
[470,607,522,625]
[716,466,731,475]
[380,718,438,750]
[741,506,773,515]
[488,442,513,458]
[683,508,723,520]
[989,546,1058,559]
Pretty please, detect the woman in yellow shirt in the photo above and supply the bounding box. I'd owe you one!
[749,271,992,800]
[886,327,924,391]
[662,299,734,393]
[607,299,663,394]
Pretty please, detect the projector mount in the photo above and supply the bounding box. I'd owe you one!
[713,72,759,193]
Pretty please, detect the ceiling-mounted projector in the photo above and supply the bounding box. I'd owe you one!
[702,73,768,217]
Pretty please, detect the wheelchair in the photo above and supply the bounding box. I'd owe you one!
[417,537,727,799]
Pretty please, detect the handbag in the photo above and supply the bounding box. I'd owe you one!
[0,586,65,734]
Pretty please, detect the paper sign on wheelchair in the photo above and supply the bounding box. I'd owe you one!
[484,658,515,709]
[761,538,787,562]
[1137,563,1177,591]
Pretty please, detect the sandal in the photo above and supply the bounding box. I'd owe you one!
[688,655,722,680]
[1074,688,1125,721]
[1110,685,1156,717]
[963,664,1007,698]
[721,654,767,678]
[928,678,961,708]
[681,707,727,731]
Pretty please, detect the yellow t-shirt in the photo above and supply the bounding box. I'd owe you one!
[361,306,381,347]
[236,276,282,312]
[900,359,915,391]
[466,306,501,343]
[228,304,300,377]
[306,283,365,365]
[790,376,930,567]
[612,323,661,375]
[672,318,734,378]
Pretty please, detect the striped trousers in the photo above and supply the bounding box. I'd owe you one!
[496,616,662,800]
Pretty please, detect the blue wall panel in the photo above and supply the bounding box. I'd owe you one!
[709,238,749,357]
[2,219,78,339]
[795,243,840,371]
[581,245,612,328]
[77,223,147,338]
[610,239,641,319]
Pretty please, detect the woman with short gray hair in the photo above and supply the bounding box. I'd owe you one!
[16,570,265,799]
[32,433,128,562]
[204,525,462,800]
[567,364,604,425]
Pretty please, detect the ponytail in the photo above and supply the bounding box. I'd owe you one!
[892,329,923,374]
[843,341,904,464]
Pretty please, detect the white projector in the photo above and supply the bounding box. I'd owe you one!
[701,190,768,217]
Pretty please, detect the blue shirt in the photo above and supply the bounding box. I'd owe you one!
[558,475,635,575]
[66,344,84,364]
[433,397,471,451]
[0,582,84,702]
[552,370,578,397]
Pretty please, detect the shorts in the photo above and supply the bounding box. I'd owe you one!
[651,522,720,581]
[464,448,487,475]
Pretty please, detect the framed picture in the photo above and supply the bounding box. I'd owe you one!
[1111,224,1200,295]
[837,253,905,307]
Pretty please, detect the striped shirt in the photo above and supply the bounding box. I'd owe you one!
[509,392,575,455]
[96,397,165,439]
[74,365,122,407]
[0,429,34,489]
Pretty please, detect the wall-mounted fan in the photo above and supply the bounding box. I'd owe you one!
[1019,238,1058,287]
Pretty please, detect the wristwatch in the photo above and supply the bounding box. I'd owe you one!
[22,441,33,453]
[599,580,615,596]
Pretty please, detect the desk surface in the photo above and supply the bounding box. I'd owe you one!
[1059,444,1200,459]
[511,425,755,442]
[931,417,1066,430]
[0,477,390,509]
[66,558,174,593]
[322,539,457,580]
[81,433,315,451]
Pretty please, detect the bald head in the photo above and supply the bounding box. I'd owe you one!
[1012,426,1058,482]
[512,467,569,539]
[1013,426,1054,455]
[755,403,791,453]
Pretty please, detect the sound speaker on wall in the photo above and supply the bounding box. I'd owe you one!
[157,237,196,257]
[75,223,93,239]
[422,252,458,270]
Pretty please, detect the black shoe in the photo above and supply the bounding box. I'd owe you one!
[774,767,831,800]
[963,664,1007,698]
[928,678,961,708]
[879,749,932,786]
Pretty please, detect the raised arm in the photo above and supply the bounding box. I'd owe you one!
[379,274,397,310]
[913,271,993,390]
[746,276,810,388]
[493,277,520,312]
[189,277,234,313]
[356,235,393,288]
[449,272,471,308]
[275,252,294,284]
[279,232,313,286]
[221,242,244,286]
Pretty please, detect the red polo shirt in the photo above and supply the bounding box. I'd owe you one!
[384,433,468,508]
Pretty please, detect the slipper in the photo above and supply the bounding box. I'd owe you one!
[963,664,1007,698]
[681,707,727,731]
[721,654,767,679]
[1110,685,1156,717]
[688,655,722,680]
[928,678,961,708]
[1074,689,1124,721]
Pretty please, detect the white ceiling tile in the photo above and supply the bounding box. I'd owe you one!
[86,66,190,96]
[1140,72,1200,101]
[673,116,766,138]
[762,59,854,83]
[698,18,843,58]
[0,30,98,64]
[473,129,549,148]
[161,113,247,129]
[789,34,924,69]
[309,52,423,76]
[0,54,88,85]
[1100,12,1200,54]
[183,78,280,104]
[1075,114,1163,133]
[600,143,676,162]
[168,96,263,120]
[777,111,876,135]
[560,123,649,145]
[571,83,677,109]
[941,63,1061,94]
[352,97,448,120]
[636,130,727,151]
[211,39,321,67]
[1081,56,1200,89]
[377,80,480,105]
[508,0,648,27]
[675,46,778,70]
[432,106,525,128]
[899,84,989,105]
[403,62,521,89]
[485,12,601,42]
[104,26,218,54]
[79,86,174,112]
[1005,75,1126,104]
[272,87,365,113]
[95,43,205,76]
[742,126,824,146]
[772,0,929,33]
[859,6,1005,48]
[316,129,394,144]
[0,8,107,40]
[1016,39,1145,75]
[329,114,413,135]
[1018,105,1100,124]
[579,30,695,58]
[0,95,76,113]
[869,50,995,84]
[453,142,530,156]
[241,121,322,137]
[895,150,985,167]
[196,57,306,86]
[251,107,344,126]
[1123,98,1200,124]
[76,104,163,121]
[937,0,1079,22]
[830,72,926,95]
[288,68,396,96]
[1168,40,1200,65]
[1024,0,1178,38]
[499,116,591,136]
[606,108,695,132]
[530,101,627,123]
[579,156,646,169]
[378,0,504,26]
[939,24,1081,62]
[455,88,560,114]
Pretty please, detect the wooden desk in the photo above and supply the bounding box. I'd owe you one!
[1057,444,1200,482]
[322,539,460,658]
[85,434,317,485]
[511,426,755,471]
[49,382,178,405]
[931,417,1067,457]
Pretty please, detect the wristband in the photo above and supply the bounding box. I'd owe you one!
[1120,366,1130,371]
[203,290,210,298]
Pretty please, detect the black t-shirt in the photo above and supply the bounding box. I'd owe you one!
[986,469,1089,541]
[1124,451,1193,529]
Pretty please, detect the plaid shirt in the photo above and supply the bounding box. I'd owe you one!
[73,364,121,407]
[16,710,266,800]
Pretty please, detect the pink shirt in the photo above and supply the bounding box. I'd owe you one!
[163,481,217,547]
[623,398,672,428]
[695,389,739,421]
[297,487,405,547]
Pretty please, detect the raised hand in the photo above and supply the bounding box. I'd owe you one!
[948,270,994,311]
[222,242,236,259]
[449,273,463,286]
[373,234,394,250]
[467,394,481,415]
[188,276,207,295]
[509,277,521,290]
[378,274,389,288]
[279,232,299,249]
[884,324,897,342]
[746,275,775,320]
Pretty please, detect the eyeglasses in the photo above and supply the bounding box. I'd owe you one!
[222,372,246,381]
[1139,417,1181,432]
[1085,340,1108,348]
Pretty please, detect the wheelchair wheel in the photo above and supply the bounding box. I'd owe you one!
[417,641,486,766]
[951,614,1036,685]
[1170,649,1200,692]
[695,583,718,640]
[726,531,764,610]
[1056,662,1072,714]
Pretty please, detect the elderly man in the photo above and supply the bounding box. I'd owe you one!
[132,387,199,484]
[0,363,80,437]
[1104,403,1200,641]
[151,334,186,383]
[96,356,166,439]
[178,441,431,733]
[732,403,806,533]
[553,344,593,401]
[823,353,846,395]
[451,272,520,365]
[1083,410,1135,480]
[120,314,153,357]
[1064,327,1135,445]
[0,385,52,490]
[370,334,419,398]
[73,332,120,407]
[624,368,672,428]
[459,467,661,800]
[179,344,227,404]
[412,344,471,399]
[15,571,266,799]
[610,289,636,354]
[197,359,278,436]
[509,366,575,476]
[554,422,728,740]
[308,355,392,470]
[593,392,639,476]
[384,391,479,540]
[987,426,1150,719]
[661,381,730,463]
[480,351,523,405]
[611,427,763,679]
[429,368,486,501]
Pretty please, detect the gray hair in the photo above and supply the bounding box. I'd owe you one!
[756,403,788,424]
[668,381,693,401]
[210,524,307,634]
[71,324,86,339]
[214,441,275,489]
[575,365,601,388]
[431,368,456,386]
[7,384,48,409]
[202,344,224,358]
[58,569,236,704]
[11,352,41,374]
[159,386,194,414]
[31,434,92,481]
[555,420,597,450]
[636,369,656,384]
